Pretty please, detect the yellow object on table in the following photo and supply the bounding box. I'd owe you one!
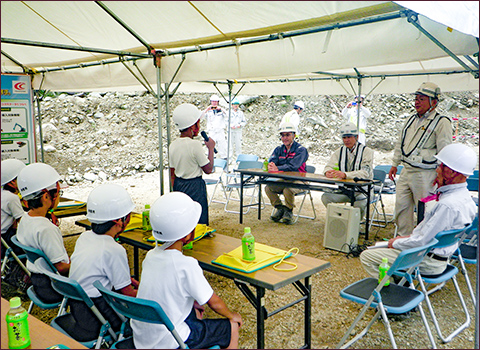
[124,213,143,231]
[212,243,297,273]
[143,224,216,243]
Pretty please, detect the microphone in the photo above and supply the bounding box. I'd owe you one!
[200,131,218,154]
[353,177,371,182]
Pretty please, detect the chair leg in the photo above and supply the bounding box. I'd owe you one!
[453,256,476,307]
[420,276,470,343]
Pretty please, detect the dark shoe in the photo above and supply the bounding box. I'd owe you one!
[271,206,285,222]
[281,208,294,225]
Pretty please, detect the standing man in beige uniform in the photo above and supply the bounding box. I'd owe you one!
[388,82,452,237]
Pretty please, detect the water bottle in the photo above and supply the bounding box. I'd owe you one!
[378,257,390,286]
[263,159,269,171]
[142,204,151,231]
[6,297,31,349]
[333,162,339,171]
[242,227,255,261]
[183,241,193,250]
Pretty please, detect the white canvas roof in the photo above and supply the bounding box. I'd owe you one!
[1,1,478,95]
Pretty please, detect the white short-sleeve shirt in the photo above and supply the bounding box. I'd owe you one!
[1,189,25,234]
[69,230,132,298]
[16,213,69,274]
[169,137,209,179]
[131,248,214,349]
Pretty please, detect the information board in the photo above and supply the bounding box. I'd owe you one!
[1,73,36,164]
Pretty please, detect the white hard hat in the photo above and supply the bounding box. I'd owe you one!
[150,192,201,242]
[17,163,61,200]
[415,82,441,99]
[434,143,477,176]
[86,183,135,224]
[172,103,201,130]
[278,122,296,134]
[294,101,304,110]
[232,98,240,105]
[339,122,359,137]
[210,94,220,102]
[1,159,26,186]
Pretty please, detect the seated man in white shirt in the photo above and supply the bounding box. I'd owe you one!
[321,123,374,219]
[360,143,477,278]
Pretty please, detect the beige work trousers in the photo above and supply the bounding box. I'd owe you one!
[265,180,305,210]
[360,247,447,278]
[394,167,437,236]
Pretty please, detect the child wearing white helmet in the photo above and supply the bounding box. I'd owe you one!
[1,159,27,259]
[16,162,70,303]
[68,183,139,335]
[131,192,242,349]
[170,103,215,226]
[361,143,477,279]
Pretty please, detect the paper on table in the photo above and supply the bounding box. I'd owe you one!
[367,241,388,249]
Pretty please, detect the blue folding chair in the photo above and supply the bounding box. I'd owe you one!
[451,215,478,307]
[337,239,438,349]
[413,224,474,343]
[36,259,119,349]
[10,235,67,316]
[1,236,29,276]
[93,280,220,349]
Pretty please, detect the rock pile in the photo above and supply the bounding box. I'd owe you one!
[37,90,479,186]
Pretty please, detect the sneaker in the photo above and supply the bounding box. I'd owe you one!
[271,206,285,222]
[281,208,294,225]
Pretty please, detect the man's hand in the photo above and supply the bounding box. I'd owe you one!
[325,169,346,179]
[204,137,216,152]
[388,166,397,181]
[267,162,278,172]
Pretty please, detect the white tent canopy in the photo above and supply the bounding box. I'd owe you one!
[1,1,478,95]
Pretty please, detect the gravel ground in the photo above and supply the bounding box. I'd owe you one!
[2,166,477,349]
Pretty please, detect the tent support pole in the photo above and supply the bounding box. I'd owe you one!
[354,68,362,134]
[34,73,47,163]
[154,52,164,195]
[163,54,186,192]
[405,11,478,78]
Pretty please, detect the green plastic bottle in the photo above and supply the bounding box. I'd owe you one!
[263,159,269,171]
[333,162,339,171]
[242,227,255,261]
[6,297,31,349]
[378,257,390,286]
[183,241,193,250]
[142,204,151,231]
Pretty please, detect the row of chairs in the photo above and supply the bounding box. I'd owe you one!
[338,219,478,348]
[9,234,217,349]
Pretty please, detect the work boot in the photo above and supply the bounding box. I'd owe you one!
[281,208,294,225]
[271,205,285,222]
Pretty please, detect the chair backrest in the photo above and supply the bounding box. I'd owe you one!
[236,154,259,163]
[374,164,403,175]
[213,158,227,170]
[466,175,479,192]
[36,258,94,307]
[373,169,387,183]
[11,235,58,273]
[388,238,439,276]
[93,280,186,348]
[305,165,316,174]
[433,224,473,250]
[237,160,263,170]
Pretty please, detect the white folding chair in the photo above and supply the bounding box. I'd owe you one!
[224,160,265,214]
[204,158,228,205]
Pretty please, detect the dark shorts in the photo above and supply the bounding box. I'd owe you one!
[173,176,209,225]
[30,273,64,303]
[69,295,123,334]
[185,308,231,349]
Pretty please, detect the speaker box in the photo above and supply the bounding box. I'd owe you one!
[323,203,361,253]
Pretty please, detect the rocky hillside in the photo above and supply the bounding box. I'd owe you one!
[37,90,479,185]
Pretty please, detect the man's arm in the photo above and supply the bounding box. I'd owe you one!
[435,117,453,152]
